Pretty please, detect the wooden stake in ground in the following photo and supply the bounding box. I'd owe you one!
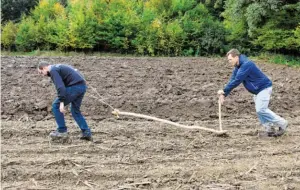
[219,97,223,131]
[112,109,227,135]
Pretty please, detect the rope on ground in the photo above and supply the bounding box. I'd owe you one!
[89,85,226,135]
[88,85,115,110]
[112,109,227,135]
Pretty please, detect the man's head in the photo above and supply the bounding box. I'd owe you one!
[226,49,240,67]
[38,61,51,76]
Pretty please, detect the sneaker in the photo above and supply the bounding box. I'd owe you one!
[267,131,277,137]
[80,133,92,141]
[275,120,288,137]
[258,131,276,137]
[265,124,276,137]
[259,123,276,137]
[49,130,68,140]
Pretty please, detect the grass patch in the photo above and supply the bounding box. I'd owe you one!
[1,50,223,58]
[2,50,300,66]
[257,53,300,67]
[1,50,135,57]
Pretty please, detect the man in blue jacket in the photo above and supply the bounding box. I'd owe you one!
[38,61,92,141]
[218,49,288,137]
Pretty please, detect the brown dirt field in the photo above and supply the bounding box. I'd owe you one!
[1,56,300,190]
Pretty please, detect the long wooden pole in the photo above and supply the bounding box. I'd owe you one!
[112,109,226,135]
[219,98,223,131]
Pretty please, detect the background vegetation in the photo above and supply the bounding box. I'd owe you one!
[1,0,300,59]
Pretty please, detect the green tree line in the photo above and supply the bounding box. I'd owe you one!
[1,0,300,56]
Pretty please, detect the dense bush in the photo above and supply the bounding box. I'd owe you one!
[1,21,18,50]
[5,0,300,56]
[222,0,300,54]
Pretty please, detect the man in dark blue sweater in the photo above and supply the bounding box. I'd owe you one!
[218,49,288,137]
[38,61,92,141]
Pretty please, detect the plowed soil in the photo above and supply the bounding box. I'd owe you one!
[1,56,300,190]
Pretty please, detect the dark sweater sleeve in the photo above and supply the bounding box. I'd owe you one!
[223,68,237,97]
[223,63,252,96]
[50,70,66,102]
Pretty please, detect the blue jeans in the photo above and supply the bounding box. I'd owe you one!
[52,84,91,135]
[254,87,286,131]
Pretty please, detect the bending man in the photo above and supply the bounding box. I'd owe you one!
[218,49,288,137]
[38,61,92,141]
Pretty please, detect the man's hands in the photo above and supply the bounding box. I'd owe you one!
[59,102,65,114]
[217,90,224,95]
[217,90,225,105]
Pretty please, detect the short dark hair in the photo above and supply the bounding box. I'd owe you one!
[226,49,240,57]
[38,61,50,69]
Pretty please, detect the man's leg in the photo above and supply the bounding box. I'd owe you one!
[67,85,92,140]
[52,98,67,132]
[253,95,267,125]
[71,93,91,136]
[255,87,287,136]
[50,98,68,139]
